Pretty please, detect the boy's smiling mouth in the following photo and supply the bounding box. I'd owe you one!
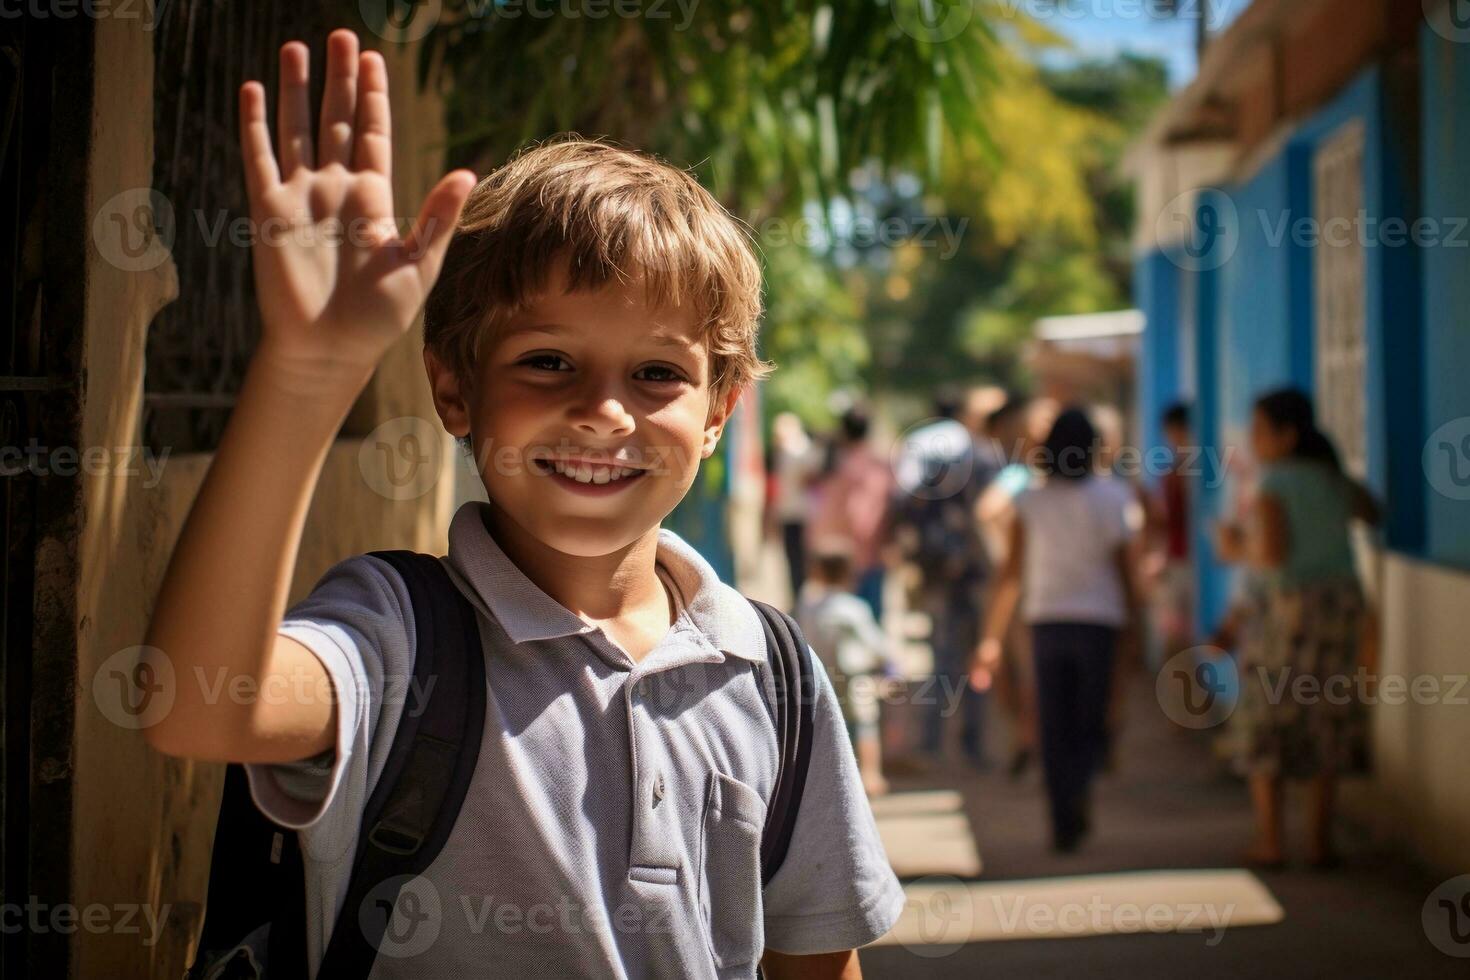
[529,454,650,493]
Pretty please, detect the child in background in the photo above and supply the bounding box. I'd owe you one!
[796,543,904,797]
[1151,402,1196,661]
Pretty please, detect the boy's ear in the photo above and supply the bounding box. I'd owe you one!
[424,349,472,439]
[702,385,744,459]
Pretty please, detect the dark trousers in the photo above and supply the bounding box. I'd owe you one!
[921,591,985,762]
[1032,622,1118,844]
[781,521,806,599]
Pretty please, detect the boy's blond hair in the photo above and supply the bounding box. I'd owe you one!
[424,137,770,408]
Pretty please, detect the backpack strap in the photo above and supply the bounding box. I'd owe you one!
[746,599,817,887]
[315,551,487,980]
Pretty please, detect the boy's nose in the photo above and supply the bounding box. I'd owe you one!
[569,394,635,438]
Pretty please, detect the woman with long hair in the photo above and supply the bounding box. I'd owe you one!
[971,407,1141,852]
[1215,387,1379,869]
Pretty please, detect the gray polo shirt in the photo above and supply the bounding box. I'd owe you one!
[245,501,904,979]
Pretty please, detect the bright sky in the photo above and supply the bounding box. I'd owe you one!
[1023,0,1256,89]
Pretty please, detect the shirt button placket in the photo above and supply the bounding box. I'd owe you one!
[627,673,650,863]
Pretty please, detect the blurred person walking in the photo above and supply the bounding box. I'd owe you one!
[973,408,1141,852]
[808,404,896,621]
[1148,402,1196,662]
[974,396,1052,778]
[892,388,1002,769]
[962,385,1009,442]
[1214,388,1379,870]
[765,411,822,603]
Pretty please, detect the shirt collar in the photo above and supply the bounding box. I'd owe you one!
[446,502,767,663]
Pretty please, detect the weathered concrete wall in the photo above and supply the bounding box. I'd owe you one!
[1347,555,1470,875]
[72,17,455,978]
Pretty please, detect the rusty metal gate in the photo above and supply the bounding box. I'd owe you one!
[0,11,92,978]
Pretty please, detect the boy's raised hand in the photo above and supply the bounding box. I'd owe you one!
[238,29,475,382]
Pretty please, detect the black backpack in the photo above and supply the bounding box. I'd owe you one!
[186,550,818,980]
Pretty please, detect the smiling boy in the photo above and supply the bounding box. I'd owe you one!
[143,29,903,980]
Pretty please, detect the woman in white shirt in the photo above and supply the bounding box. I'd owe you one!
[972,407,1140,852]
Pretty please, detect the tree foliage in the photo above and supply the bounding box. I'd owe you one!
[410,0,1168,425]
[420,0,995,216]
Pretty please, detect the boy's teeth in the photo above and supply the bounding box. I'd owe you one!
[548,460,640,484]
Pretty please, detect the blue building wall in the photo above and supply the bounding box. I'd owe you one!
[1132,52,1461,632]
[1284,66,1425,540]
[1215,154,1304,440]
[1188,191,1234,637]
[1421,24,1470,570]
[1134,251,1181,464]
[664,401,740,582]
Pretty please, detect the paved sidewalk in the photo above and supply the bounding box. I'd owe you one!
[859,676,1463,979]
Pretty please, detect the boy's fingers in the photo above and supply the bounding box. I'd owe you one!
[277,41,314,176]
[238,82,281,207]
[405,170,476,282]
[317,29,360,168]
[352,50,392,179]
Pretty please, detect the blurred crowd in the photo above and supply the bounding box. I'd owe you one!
[764,382,1379,864]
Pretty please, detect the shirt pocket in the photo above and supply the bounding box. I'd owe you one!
[697,769,766,971]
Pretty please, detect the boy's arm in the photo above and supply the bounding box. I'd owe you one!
[761,948,862,979]
[142,30,472,763]
[761,653,905,956]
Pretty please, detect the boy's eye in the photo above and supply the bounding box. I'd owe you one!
[519,354,571,372]
[636,365,688,384]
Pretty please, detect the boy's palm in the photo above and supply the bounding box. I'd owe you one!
[239,30,474,375]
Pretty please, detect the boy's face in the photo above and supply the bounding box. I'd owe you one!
[427,259,742,558]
